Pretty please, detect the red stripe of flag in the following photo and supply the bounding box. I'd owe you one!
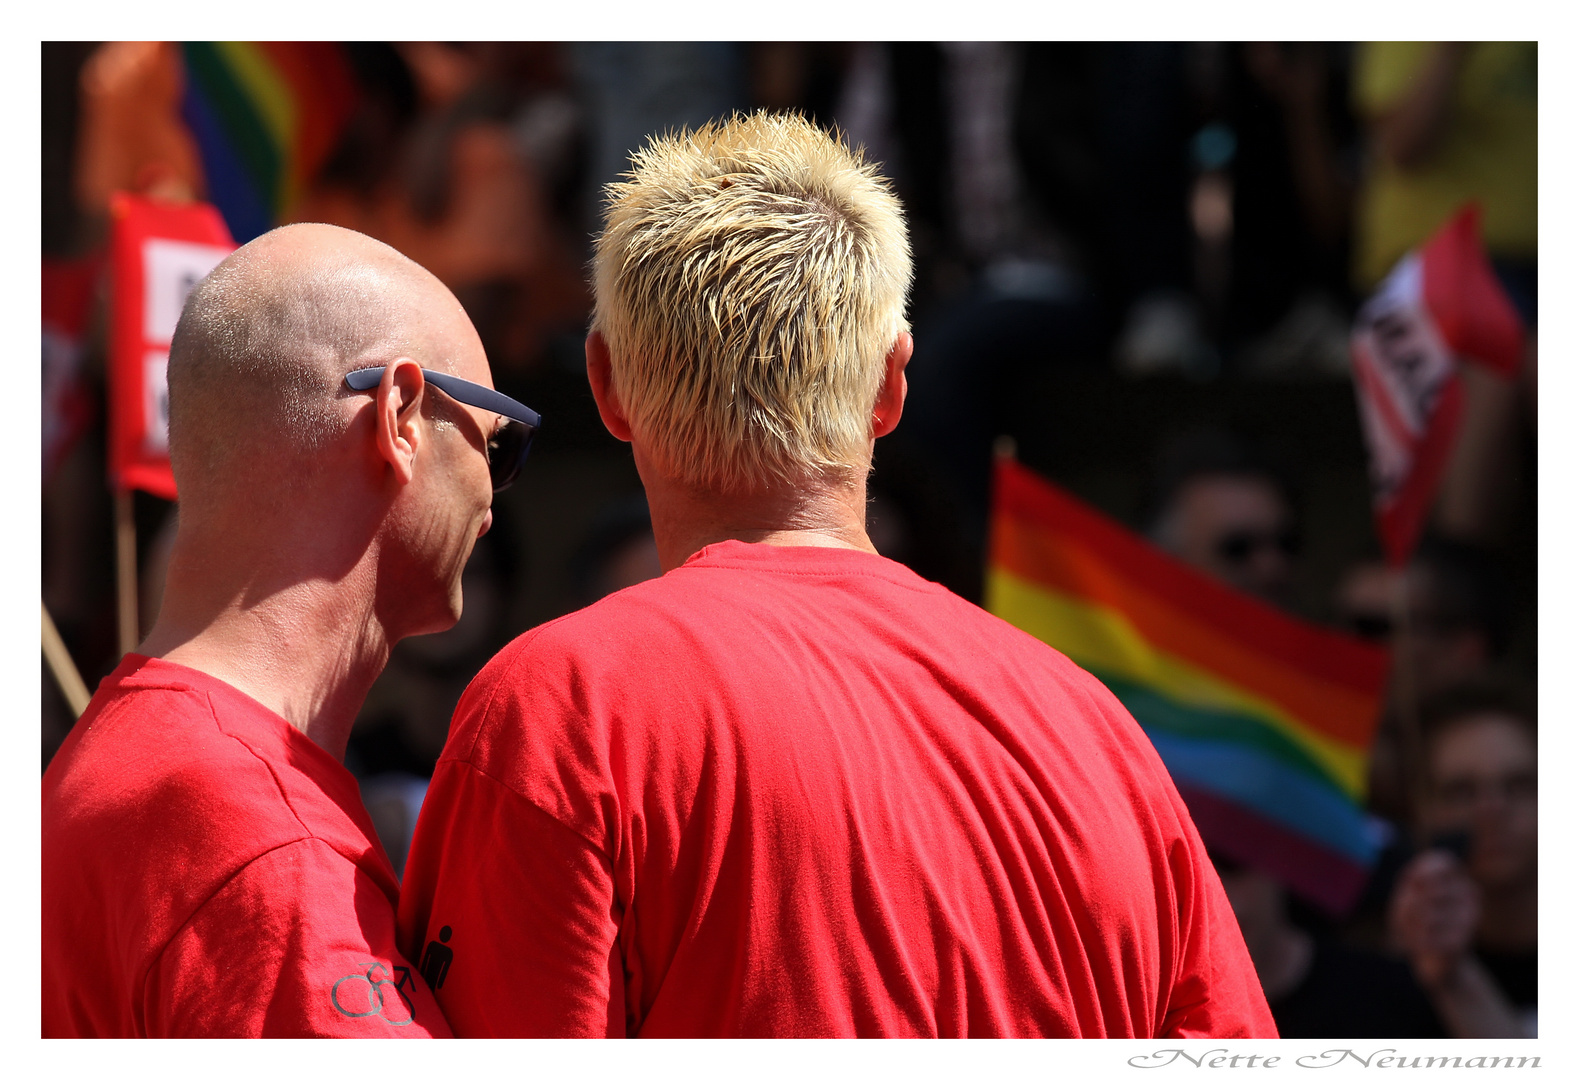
[993,459,1389,694]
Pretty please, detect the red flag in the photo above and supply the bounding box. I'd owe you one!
[42,255,103,485]
[107,193,235,500]
[1349,204,1526,566]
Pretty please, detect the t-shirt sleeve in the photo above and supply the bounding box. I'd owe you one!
[397,759,625,1037]
[1159,823,1279,1038]
[142,837,452,1038]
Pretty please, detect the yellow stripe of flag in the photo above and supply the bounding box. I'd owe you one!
[213,41,299,212]
[987,567,1370,797]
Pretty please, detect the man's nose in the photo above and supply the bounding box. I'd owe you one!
[478,508,493,538]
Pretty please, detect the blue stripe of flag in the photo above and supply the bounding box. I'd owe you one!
[1141,726,1379,863]
[180,78,272,244]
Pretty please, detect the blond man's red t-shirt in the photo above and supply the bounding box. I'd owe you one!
[42,655,450,1038]
[399,541,1275,1037]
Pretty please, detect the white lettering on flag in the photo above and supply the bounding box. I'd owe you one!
[143,239,231,346]
[143,350,171,455]
[1349,254,1454,505]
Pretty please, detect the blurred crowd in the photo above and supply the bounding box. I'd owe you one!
[41,41,1536,1037]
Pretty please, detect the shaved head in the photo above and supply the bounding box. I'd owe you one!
[167,223,475,499]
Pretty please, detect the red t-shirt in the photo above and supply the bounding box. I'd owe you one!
[398,541,1275,1037]
[42,655,451,1038]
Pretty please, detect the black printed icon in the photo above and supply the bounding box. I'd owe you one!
[420,925,454,991]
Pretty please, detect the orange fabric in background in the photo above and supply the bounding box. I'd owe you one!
[76,42,206,212]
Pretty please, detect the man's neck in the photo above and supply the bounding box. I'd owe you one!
[139,526,393,763]
[640,457,876,571]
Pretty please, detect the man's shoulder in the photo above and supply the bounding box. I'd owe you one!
[44,678,328,875]
[41,684,343,994]
[453,555,1120,761]
[471,556,1101,703]
[48,678,257,803]
[479,573,712,676]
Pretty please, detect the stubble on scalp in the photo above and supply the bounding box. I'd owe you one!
[167,223,469,502]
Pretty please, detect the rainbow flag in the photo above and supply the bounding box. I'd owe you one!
[180,42,358,242]
[986,458,1390,913]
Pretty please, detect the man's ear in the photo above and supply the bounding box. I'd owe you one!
[586,330,633,443]
[871,331,913,440]
[375,358,427,486]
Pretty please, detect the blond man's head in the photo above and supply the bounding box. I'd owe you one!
[592,111,913,491]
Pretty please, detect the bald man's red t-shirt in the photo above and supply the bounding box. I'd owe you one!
[42,655,450,1038]
[398,541,1275,1037]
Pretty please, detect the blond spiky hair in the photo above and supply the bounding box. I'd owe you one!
[592,111,913,491]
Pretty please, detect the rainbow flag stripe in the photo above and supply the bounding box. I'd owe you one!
[986,459,1389,913]
[180,42,358,242]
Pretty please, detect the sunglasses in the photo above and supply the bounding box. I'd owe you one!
[1344,613,1394,642]
[1215,528,1299,566]
[1341,610,1456,643]
[344,366,541,492]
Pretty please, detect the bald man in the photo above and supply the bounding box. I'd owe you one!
[41,223,539,1037]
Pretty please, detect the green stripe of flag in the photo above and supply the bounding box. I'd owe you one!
[181,42,283,214]
[1089,667,1357,801]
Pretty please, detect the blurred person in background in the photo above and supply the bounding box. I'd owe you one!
[1353,42,1536,323]
[1230,42,1359,378]
[399,112,1272,1038]
[294,42,591,381]
[1094,43,1202,377]
[1388,679,1537,1037]
[72,41,205,217]
[844,42,1108,599]
[1350,41,1537,555]
[572,42,747,208]
[1340,38,1538,845]
[1336,538,1509,700]
[1335,537,1512,825]
[41,223,539,1036]
[1211,852,1443,1037]
[1142,426,1449,1035]
[1146,427,1299,608]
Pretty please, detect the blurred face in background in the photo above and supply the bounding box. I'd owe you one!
[1335,562,1491,698]
[1215,863,1285,946]
[1161,473,1296,605]
[1424,713,1537,891]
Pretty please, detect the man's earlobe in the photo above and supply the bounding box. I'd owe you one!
[374,359,426,486]
[871,331,913,439]
[586,330,634,443]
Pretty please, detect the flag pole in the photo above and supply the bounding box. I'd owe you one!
[42,601,92,718]
[115,488,138,655]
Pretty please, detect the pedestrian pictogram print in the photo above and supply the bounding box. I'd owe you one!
[421,926,454,991]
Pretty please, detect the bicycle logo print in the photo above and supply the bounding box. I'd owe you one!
[330,961,417,1026]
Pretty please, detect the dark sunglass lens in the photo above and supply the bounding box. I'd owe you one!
[1217,533,1254,564]
[486,420,532,492]
[1348,614,1393,641]
[1217,529,1299,564]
